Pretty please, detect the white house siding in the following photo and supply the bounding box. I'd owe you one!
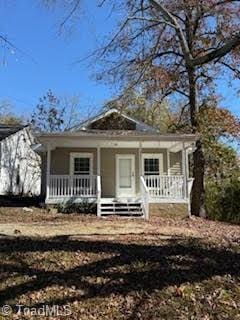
[0,127,41,195]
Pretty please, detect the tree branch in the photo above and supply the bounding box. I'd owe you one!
[149,0,192,63]
[150,0,240,68]
[59,0,81,31]
[220,61,240,78]
[98,0,107,7]
[193,33,240,66]
[0,34,37,64]
[175,88,189,98]
[128,16,175,28]
[0,35,19,51]
[153,51,184,59]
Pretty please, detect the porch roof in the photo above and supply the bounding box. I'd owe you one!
[38,130,197,142]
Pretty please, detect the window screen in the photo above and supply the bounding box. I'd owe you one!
[144,158,159,175]
[74,157,90,175]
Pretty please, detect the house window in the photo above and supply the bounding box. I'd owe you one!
[142,154,163,176]
[70,153,93,175]
[74,158,90,175]
[144,158,159,175]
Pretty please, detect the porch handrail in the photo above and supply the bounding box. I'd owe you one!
[97,175,101,217]
[140,176,150,220]
[49,174,97,198]
[187,178,194,197]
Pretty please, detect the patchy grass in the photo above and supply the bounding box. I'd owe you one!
[0,212,239,319]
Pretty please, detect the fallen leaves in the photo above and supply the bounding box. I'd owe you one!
[0,213,239,319]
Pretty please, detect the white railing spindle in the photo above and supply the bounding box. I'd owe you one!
[49,175,97,198]
[144,175,184,199]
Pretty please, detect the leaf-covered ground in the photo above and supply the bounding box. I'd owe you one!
[0,211,239,319]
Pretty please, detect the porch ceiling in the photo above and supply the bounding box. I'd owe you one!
[38,136,195,153]
[38,131,197,140]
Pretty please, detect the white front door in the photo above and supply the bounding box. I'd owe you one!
[116,154,135,197]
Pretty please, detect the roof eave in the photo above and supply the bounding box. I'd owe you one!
[37,132,198,142]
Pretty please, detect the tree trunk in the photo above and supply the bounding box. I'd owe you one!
[191,140,205,215]
[187,65,205,216]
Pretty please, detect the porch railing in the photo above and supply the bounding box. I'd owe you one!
[49,175,97,198]
[140,176,150,220]
[144,175,184,199]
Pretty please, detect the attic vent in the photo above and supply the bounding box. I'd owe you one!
[89,113,136,130]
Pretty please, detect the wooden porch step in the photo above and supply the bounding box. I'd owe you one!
[99,199,143,217]
[101,202,141,205]
[101,208,142,210]
[100,212,143,215]
[101,203,141,208]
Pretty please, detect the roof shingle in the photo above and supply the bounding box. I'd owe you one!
[0,124,27,141]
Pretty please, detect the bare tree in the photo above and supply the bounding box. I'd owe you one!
[0,100,23,124]
[52,0,240,215]
[30,90,91,132]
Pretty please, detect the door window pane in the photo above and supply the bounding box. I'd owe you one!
[119,159,131,188]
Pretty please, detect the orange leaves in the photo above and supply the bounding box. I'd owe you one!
[174,285,185,297]
[198,105,240,139]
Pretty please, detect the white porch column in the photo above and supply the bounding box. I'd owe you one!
[97,146,101,217]
[181,142,187,199]
[138,142,142,199]
[97,146,101,175]
[185,148,190,200]
[167,149,170,175]
[138,141,142,176]
[46,144,51,200]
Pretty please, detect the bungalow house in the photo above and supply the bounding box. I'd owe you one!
[0,124,41,196]
[37,109,196,219]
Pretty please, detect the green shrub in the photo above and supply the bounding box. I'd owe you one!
[205,173,240,224]
[56,199,97,214]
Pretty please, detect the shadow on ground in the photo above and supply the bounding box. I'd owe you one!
[0,195,44,208]
[0,235,239,319]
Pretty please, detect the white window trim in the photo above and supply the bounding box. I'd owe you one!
[142,153,163,176]
[70,152,93,175]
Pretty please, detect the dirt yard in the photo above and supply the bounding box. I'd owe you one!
[0,206,239,242]
[0,207,239,319]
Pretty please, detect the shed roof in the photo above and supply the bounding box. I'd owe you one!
[0,124,27,141]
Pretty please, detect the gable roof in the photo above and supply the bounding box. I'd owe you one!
[0,124,27,141]
[69,108,159,133]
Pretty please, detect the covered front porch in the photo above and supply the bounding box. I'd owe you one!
[48,174,187,202]
[43,136,195,219]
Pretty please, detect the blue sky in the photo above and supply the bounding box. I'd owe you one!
[0,0,116,119]
[0,0,239,121]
